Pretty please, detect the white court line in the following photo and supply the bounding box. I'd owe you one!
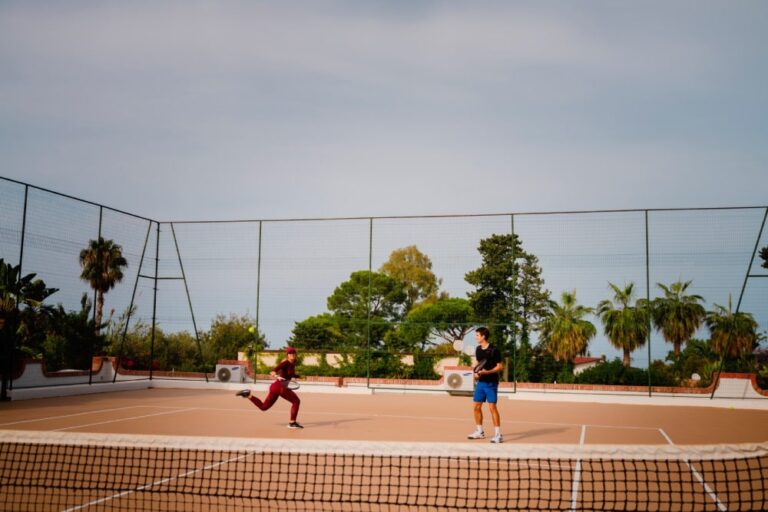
[568,425,587,512]
[54,408,197,432]
[61,451,254,511]
[659,429,726,512]
[4,403,666,433]
[213,407,665,431]
[0,405,147,427]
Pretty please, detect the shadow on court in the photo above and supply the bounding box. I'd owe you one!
[303,417,372,428]
[503,427,571,442]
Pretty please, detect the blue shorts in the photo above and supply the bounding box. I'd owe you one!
[473,381,498,403]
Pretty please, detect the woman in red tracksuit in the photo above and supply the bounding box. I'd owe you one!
[237,346,302,429]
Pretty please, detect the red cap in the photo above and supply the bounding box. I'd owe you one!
[285,346,297,354]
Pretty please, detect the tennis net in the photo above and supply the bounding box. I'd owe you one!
[1,430,766,511]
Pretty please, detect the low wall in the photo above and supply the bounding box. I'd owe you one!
[10,357,767,403]
[245,353,461,377]
[11,357,138,388]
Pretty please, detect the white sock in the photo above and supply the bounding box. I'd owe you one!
[476,425,484,433]
[495,427,501,436]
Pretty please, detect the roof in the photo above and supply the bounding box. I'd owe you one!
[573,356,604,365]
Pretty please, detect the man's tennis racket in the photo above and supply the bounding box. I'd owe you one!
[474,359,487,374]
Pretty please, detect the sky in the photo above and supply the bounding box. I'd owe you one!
[1,0,767,223]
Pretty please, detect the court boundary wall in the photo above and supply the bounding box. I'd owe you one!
[9,357,768,404]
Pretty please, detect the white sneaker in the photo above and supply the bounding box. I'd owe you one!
[467,430,485,440]
[490,433,503,444]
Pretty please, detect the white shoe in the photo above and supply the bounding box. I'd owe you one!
[490,433,503,444]
[467,430,485,440]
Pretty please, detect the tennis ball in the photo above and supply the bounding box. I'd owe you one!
[248,326,256,334]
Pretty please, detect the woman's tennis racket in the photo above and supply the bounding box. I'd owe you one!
[279,378,300,390]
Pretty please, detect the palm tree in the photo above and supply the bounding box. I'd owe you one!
[0,259,58,400]
[0,259,58,336]
[538,290,596,362]
[79,237,128,335]
[651,280,706,358]
[597,282,650,367]
[705,295,758,359]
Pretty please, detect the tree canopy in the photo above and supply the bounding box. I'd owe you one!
[327,270,407,347]
[203,313,265,364]
[538,290,596,362]
[79,237,128,334]
[706,296,758,359]
[0,258,58,399]
[651,280,706,358]
[379,245,442,312]
[465,233,550,355]
[596,282,650,367]
[398,297,474,351]
[291,313,345,350]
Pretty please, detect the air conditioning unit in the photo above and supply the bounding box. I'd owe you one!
[216,364,245,383]
[443,367,474,394]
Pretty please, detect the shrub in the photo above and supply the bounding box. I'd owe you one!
[575,359,677,387]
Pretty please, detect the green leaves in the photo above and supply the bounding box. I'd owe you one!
[650,280,705,357]
[79,237,128,293]
[291,313,345,350]
[538,291,596,362]
[0,259,58,312]
[400,297,474,350]
[0,258,58,336]
[705,295,758,359]
[759,246,768,269]
[596,282,650,366]
[79,237,128,335]
[327,270,406,321]
[379,245,441,311]
[325,270,407,347]
[465,233,550,351]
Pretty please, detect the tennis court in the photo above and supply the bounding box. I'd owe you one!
[2,387,767,511]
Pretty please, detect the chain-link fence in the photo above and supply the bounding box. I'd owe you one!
[2,176,766,394]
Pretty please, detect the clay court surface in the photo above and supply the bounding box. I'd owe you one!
[2,387,767,446]
[2,388,768,512]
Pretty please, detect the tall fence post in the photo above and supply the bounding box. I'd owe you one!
[645,210,652,397]
[88,207,104,386]
[255,220,263,375]
[1,185,28,400]
[149,223,160,381]
[367,218,373,385]
[510,214,517,392]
